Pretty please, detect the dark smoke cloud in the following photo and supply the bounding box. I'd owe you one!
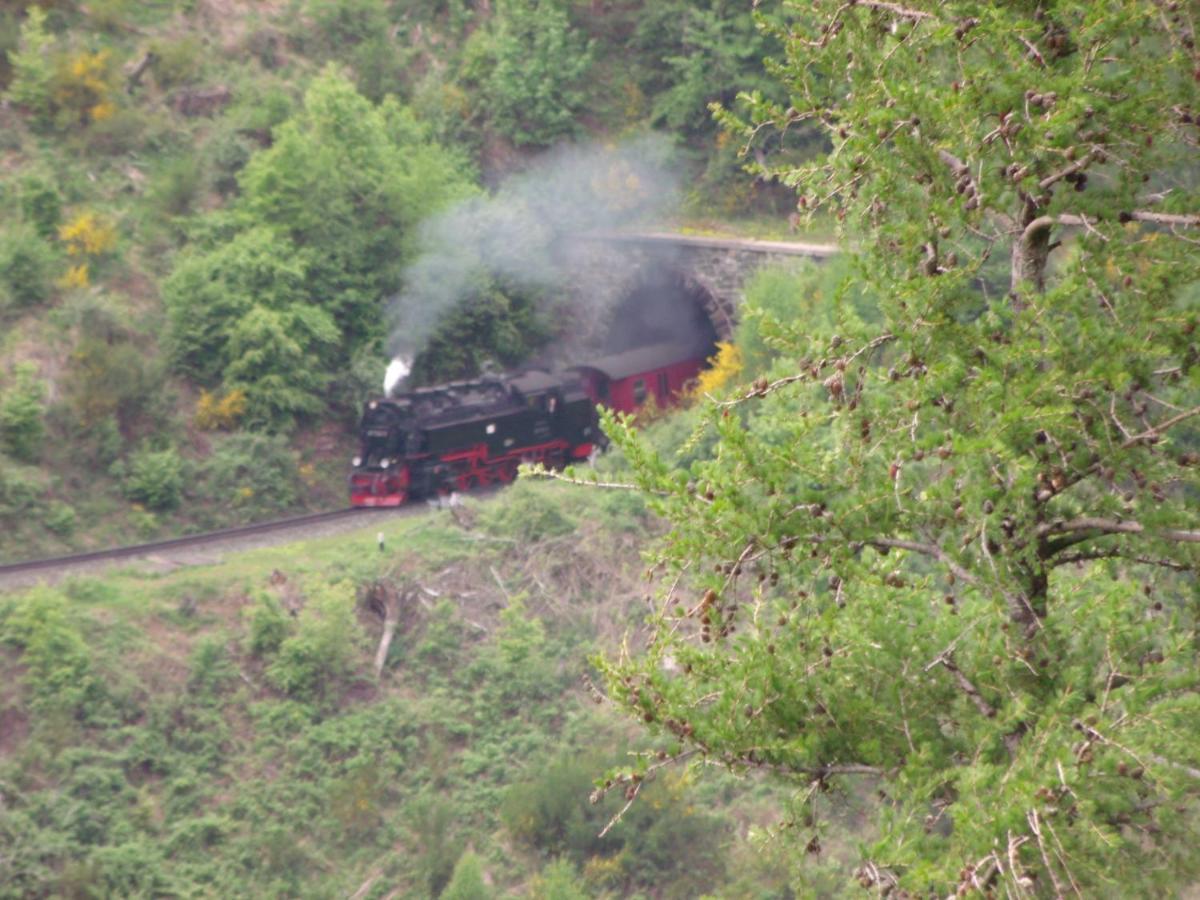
[385,134,681,363]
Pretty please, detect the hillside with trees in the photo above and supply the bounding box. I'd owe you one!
[0,0,804,560]
[2,1,1199,897]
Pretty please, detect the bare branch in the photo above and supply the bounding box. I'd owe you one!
[1121,405,1200,448]
[1050,548,1193,572]
[938,654,997,718]
[1039,517,1200,544]
[1039,155,1093,191]
[523,463,671,496]
[857,0,938,21]
[1129,211,1200,227]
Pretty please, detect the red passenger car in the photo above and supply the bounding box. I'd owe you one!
[570,343,706,414]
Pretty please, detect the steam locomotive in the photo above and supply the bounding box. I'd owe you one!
[349,341,708,506]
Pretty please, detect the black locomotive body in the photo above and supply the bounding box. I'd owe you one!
[350,369,600,506]
[349,340,709,507]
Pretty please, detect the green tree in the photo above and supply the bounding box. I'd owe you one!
[440,850,489,900]
[238,67,473,353]
[222,305,338,430]
[0,363,46,462]
[162,227,312,384]
[408,274,553,385]
[482,0,592,147]
[4,5,54,120]
[598,2,1200,896]
[0,222,57,309]
[120,445,184,511]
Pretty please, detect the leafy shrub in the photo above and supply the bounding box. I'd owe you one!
[0,454,45,522]
[503,754,728,898]
[148,34,203,89]
[265,582,361,701]
[197,432,302,519]
[58,209,116,263]
[0,587,99,717]
[188,637,236,696]
[529,860,588,900]
[5,6,54,121]
[43,499,77,536]
[52,49,119,127]
[18,172,62,238]
[148,154,207,219]
[0,222,57,308]
[59,313,161,432]
[440,850,489,900]
[120,445,184,511]
[477,480,577,543]
[689,341,742,399]
[0,363,46,460]
[245,591,289,657]
[194,388,246,431]
[480,0,593,147]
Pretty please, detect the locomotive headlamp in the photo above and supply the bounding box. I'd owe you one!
[381,459,390,469]
[352,456,362,467]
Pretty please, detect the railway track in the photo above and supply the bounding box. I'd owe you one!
[0,507,394,582]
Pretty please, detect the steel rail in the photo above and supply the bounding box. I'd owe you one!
[0,507,387,577]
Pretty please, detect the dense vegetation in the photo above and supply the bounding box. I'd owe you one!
[0,481,804,898]
[6,0,1198,896]
[593,1,1200,896]
[0,0,803,560]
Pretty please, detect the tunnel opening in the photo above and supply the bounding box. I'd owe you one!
[601,268,722,360]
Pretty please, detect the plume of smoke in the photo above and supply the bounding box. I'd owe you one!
[386,134,680,362]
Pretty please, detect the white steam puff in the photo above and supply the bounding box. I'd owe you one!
[386,134,680,362]
[383,356,411,396]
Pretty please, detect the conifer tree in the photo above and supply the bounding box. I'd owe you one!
[600,2,1200,894]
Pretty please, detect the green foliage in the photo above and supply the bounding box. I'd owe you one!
[479,0,592,148]
[408,274,555,385]
[5,6,54,120]
[440,850,490,900]
[162,226,313,383]
[188,636,236,696]
[163,69,473,430]
[43,499,77,536]
[119,444,184,511]
[478,479,577,543]
[529,859,588,900]
[0,221,57,309]
[641,2,777,138]
[237,67,473,352]
[0,363,46,461]
[265,581,362,702]
[148,153,207,220]
[17,171,62,239]
[0,587,99,718]
[0,454,45,523]
[245,591,289,657]
[503,752,728,898]
[197,432,302,520]
[604,2,1200,895]
[735,256,871,375]
[300,0,412,102]
[223,304,338,430]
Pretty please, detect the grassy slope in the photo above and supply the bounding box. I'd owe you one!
[0,478,808,898]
